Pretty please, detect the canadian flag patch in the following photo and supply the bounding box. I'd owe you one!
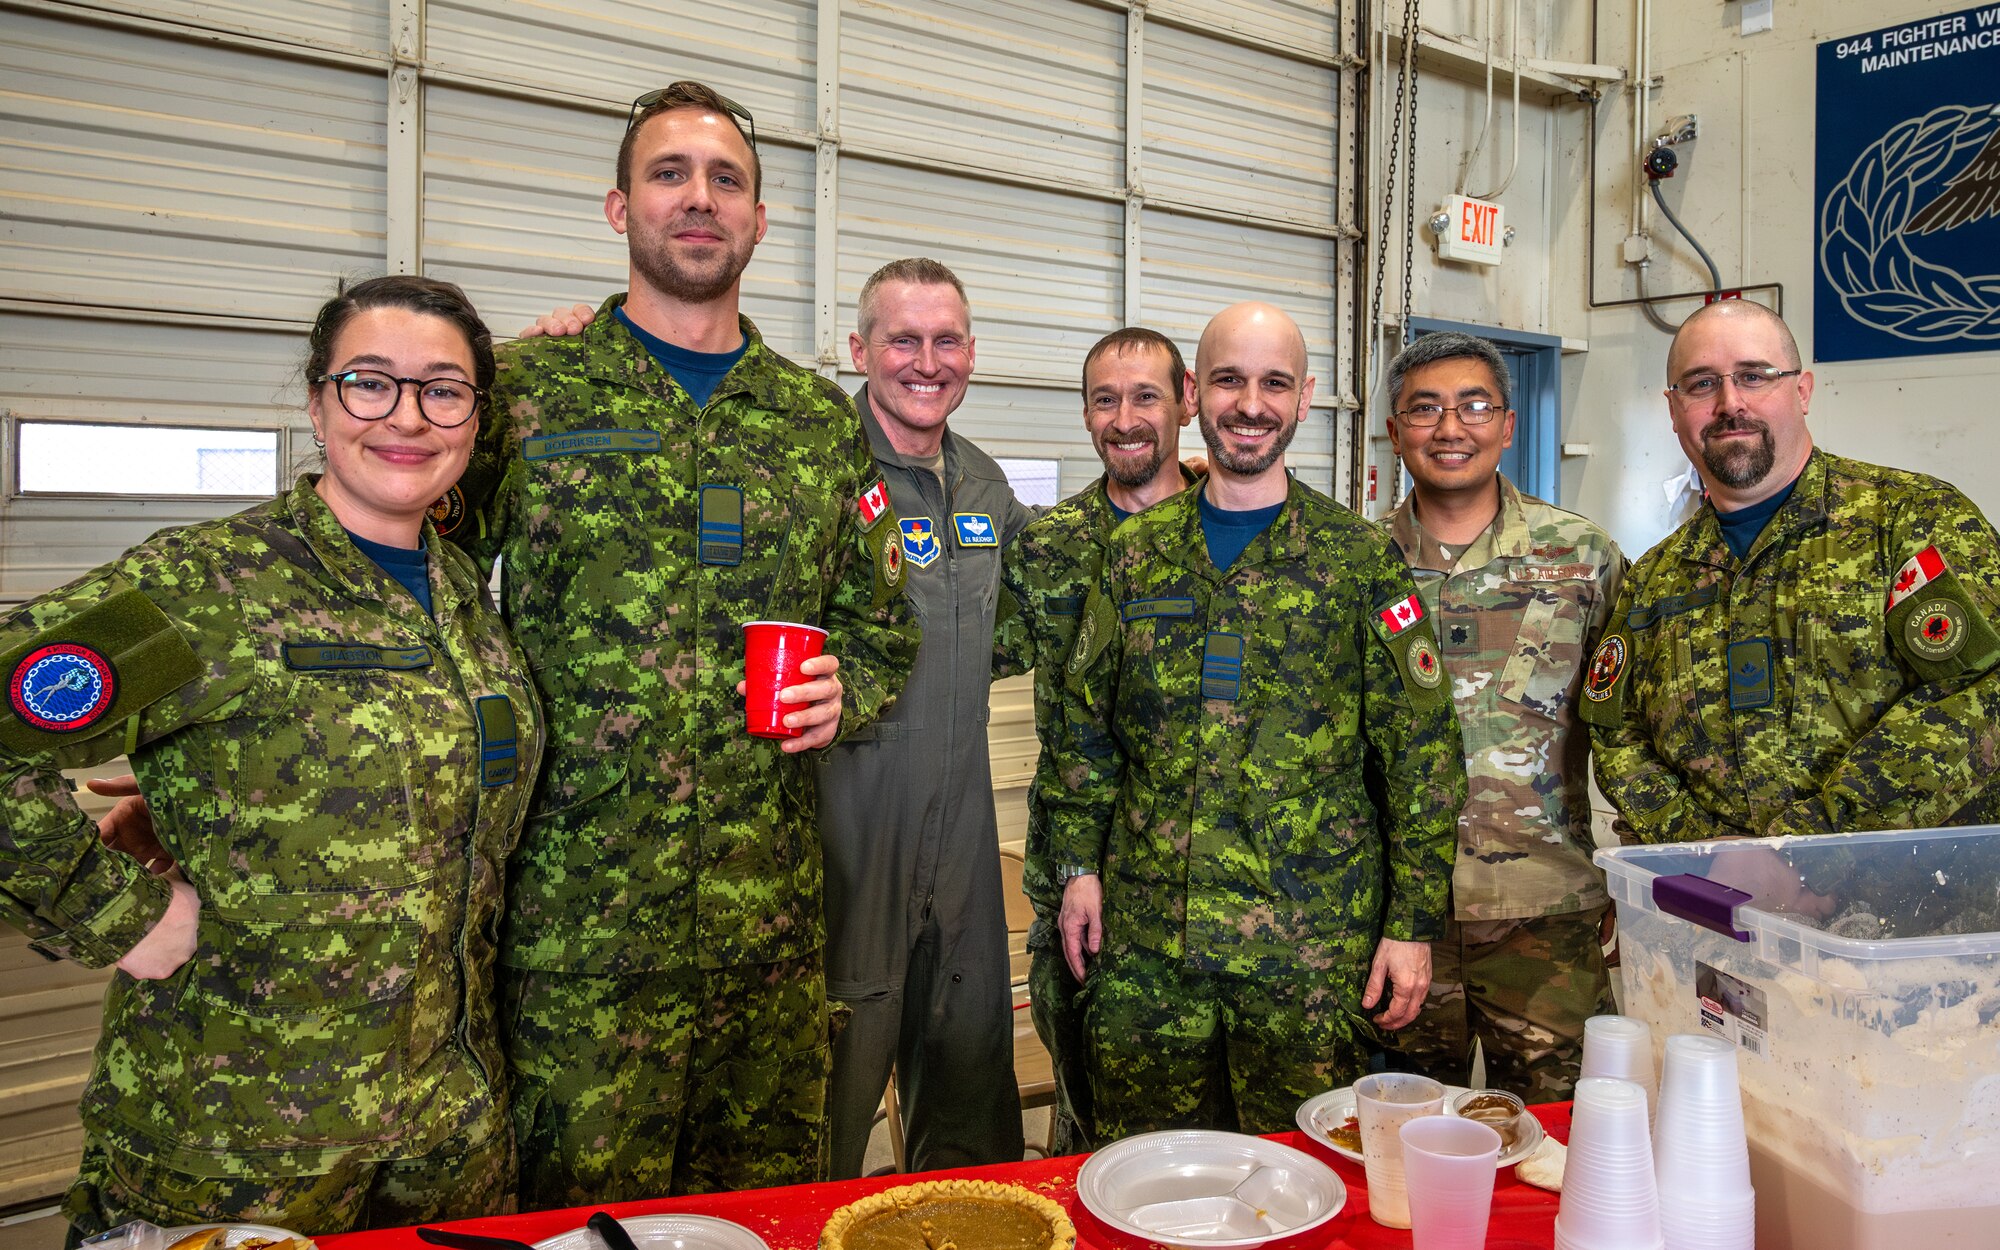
[857,479,890,529]
[1886,545,1948,612]
[1378,593,1426,635]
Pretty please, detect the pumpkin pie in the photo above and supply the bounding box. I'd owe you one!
[819,1179,1076,1250]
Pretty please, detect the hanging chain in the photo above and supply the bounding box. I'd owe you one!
[1401,2,1419,337]
[1367,2,1413,347]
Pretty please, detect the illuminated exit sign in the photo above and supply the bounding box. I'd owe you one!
[1437,194,1505,265]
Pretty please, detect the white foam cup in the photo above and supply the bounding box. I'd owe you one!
[1355,1072,1446,1228]
[1400,1115,1502,1250]
[1654,1034,1754,1249]
[1579,1014,1657,1119]
[1554,1076,1664,1250]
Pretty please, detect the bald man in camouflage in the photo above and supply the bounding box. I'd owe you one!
[1584,300,2000,912]
[1048,303,1465,1138]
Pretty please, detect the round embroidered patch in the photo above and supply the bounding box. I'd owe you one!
[1906,598,1968,661]
[9,642,117,733]
[1407,636,1444,689]
[880,529,904,588]
[428,485,467,536]
[1067,609,1098,676]
[1584,635,1627,703]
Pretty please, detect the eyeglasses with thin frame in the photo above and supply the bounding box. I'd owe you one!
[1394,400,1504,427]
[314,370,484,429]
[1666,366,1802,404]
[624,88,758,153]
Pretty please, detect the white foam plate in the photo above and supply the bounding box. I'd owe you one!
[1295,1084,1545,1168]
[532,1215,770,1250]
[155,1225,312,1249]
[1076,1129,1346,1248]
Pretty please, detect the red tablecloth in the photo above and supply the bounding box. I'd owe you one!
[322,1104,1569,1250]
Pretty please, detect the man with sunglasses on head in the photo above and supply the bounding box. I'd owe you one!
[1377,331,1621,1104]
[1581,300,2000,914]
[443,81,919,1207]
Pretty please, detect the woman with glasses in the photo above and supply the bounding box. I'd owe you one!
[0,275,543,1237]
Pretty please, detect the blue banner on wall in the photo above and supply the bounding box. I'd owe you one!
[1815,5,2000,362]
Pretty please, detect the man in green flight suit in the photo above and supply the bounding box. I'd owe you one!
[992,326,1203,1152]
[444,82,921,1206]
[1378,331,1621,1103]
[1048,302,1467,1138]
[1582,300,2000,914]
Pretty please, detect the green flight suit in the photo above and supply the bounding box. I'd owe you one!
[0,478,542,1235]
[992,467,1199,1152]
[1049,478,1466,1138]
[1584,449,2000,901]
[446,298,919,1205]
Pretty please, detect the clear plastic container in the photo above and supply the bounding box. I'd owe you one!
[1597,827,2000,1250]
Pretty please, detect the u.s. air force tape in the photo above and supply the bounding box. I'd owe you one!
[1,586,202,754]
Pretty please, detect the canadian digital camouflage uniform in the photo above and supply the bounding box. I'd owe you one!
[446,297,919,1205]
[992,466,1199,1154]
[1047,477,1466,1138]
[0,478,542,1236]
[1584,450,2000,898]
[1384,476,1620,1102]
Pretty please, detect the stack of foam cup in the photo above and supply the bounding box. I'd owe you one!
[1579,1013,1657,1122]
[1653,1033,1755,1250]
[1554,1077,1664,1250]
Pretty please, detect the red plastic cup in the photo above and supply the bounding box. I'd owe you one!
[743,620,827,739]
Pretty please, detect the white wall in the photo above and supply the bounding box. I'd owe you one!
[1384,0,2000,558]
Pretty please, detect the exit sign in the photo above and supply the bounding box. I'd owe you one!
[1437,195,1505,265]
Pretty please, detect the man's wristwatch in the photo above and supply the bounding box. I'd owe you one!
[1057,865,1097,885]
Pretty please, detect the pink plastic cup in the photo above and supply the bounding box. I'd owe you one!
[1400,1115,1502,1250]
[743,621,827,738]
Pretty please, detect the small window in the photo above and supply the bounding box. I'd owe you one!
[996,457,1061,508]
[16,422,281,498]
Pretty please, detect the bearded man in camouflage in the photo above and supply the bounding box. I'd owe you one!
[1582,300,2000,913]
[1049,303,1465,1138]
[446,82,919,1205]
[992,326,1202,1152]
[1379,331,1620,1103]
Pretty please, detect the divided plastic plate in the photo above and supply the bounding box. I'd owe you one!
[1076,1129,1346,1248]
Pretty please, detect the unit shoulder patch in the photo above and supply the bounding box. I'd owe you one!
[1578,632,1629,728]
[0,586,202,754]
[428,485,467,537]
[1406,635,1445,690]
[9,642,116,734]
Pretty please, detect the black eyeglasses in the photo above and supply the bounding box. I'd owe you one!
[1666,366,1802,404]
[624,87,758,153]
[314,370,484,429]
[1394,400,1504,427]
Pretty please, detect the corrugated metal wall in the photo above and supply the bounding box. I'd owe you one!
[0,0,1357,1206]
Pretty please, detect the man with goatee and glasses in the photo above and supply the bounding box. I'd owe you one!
[1582,300,2000,918]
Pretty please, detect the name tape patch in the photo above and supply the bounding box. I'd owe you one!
[521,429,661,461]
[284,644,434,671]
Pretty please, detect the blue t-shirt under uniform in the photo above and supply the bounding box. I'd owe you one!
[348,530,432,616]
[615,307,748,409]
[1198,490,1285,572]
[1714,474,1799,560]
